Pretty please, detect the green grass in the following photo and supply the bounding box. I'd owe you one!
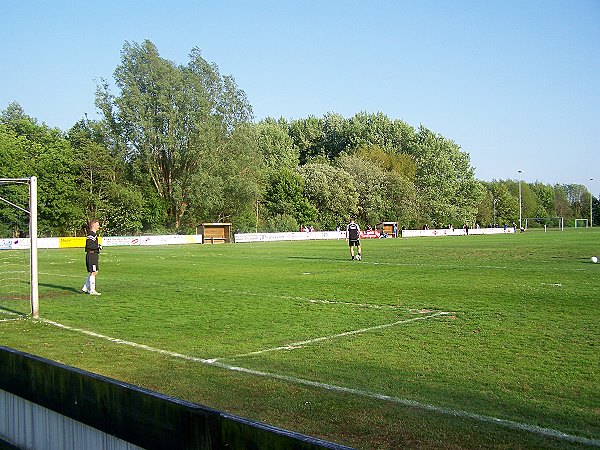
[1,229,599,449]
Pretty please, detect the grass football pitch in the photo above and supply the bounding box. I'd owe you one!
[1,229,599,449]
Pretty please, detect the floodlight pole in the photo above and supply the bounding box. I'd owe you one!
[255,200,259,233]
[518,170,523,230]
[591,178,594,227]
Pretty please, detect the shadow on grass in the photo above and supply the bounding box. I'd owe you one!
[287,255,348,262]
[39,283,81,297]
[0,305,28,318]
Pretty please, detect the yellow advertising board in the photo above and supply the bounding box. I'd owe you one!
[58,237,103,248]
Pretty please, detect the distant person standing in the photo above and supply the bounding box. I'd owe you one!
[346,218,362,260]
[82,219,102,296]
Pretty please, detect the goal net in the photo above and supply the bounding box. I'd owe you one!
[0,177,38,319]
[524,217,564,231]
[574,219,589,228]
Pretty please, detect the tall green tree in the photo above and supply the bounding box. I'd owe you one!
[346,112,415,154]
[0,123,32,237]
[337,154,386,226]
[96,40,253,229]
[410,126,482,227]
[183,123,265,227]
[288,116,325,164]
[295,163,358,229]
[489,182,519,225]
[264,168,317,230]
[255,118,299,173]
[68,119,150,234]
[505,180,540,222]
[560,184,588,219]
[530,182,556,217]
[1,105,82,235]
[476,185,494,226]
[337,148,417,227]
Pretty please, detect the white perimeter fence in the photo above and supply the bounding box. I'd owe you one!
[0,234,203,250]
[401,227,516,238]
[0,227,517,250]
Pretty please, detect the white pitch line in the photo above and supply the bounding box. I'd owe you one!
[39,318,213,364]
[0,308,27,321]
[213,287,409,310]
[210,312,449,362]
[34,317,600,447]
[208,361,600,447]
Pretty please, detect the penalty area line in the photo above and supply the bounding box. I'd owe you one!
[210,311,449,362]
[34,317,599,447]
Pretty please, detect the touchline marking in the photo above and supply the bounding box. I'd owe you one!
[211,312,449,362]
[40,319,212,364]
[0,309,26,321]
[210,362,600,448]
[0,317,25,322]
[35,317,599,446]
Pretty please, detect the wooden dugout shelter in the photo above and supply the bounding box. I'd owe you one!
[199,223,231,243]
[377,221,398,237]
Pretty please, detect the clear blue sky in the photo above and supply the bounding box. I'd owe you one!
[1,1,599,194]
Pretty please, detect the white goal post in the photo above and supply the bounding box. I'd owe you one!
[574,219,589,228]
[524,217,564,231]
[0,176,38,318]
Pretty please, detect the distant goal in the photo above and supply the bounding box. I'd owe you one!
[0,177,38,318]
[524,217,564,232]
[574,219,589,228]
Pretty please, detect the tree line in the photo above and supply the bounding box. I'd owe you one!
[1,40,597,237]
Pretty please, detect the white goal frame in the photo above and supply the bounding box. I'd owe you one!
[574,219,589,228]
[0,176,38,318]
[524,217,564,232]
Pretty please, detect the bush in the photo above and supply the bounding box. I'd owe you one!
[265,214,299,232]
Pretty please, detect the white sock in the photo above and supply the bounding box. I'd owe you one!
[89,274,96,292]
[83,275,90,291]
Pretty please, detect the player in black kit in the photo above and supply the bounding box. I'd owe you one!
[82,219,102,295]
[346,218,362,260]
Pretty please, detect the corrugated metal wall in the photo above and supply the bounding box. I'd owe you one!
[0,389,143,450]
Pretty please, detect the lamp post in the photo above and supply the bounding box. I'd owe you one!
[518,170,523,230]
[493,198,498,227]
[255,199,259,233]
[591,178,594,227]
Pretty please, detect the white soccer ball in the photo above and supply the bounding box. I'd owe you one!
[356,254,361,261]
[592,256,598,264]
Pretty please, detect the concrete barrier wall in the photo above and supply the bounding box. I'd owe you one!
[0,346,352,450]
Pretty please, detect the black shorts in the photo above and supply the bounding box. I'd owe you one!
[348,239,360,247]
[86,252,99,273]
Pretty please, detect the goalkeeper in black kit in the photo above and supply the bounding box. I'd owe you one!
[82,219,102,295]
[346,218,362,260]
